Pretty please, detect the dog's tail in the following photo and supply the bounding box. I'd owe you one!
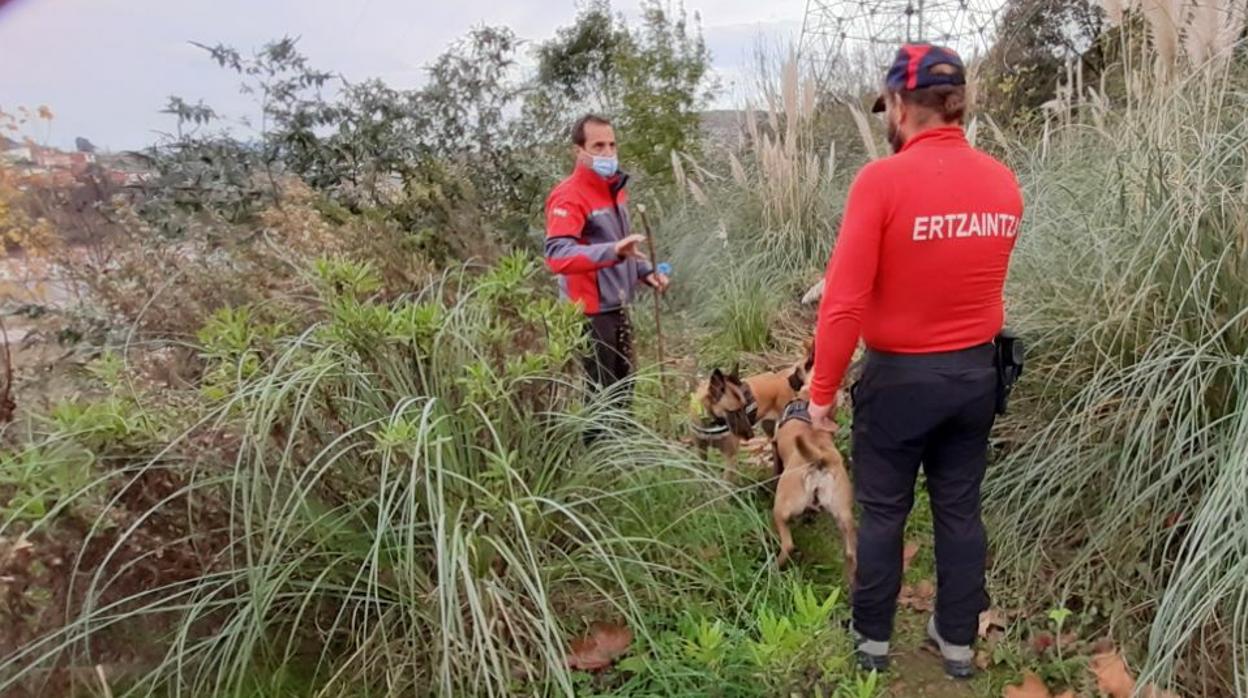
[794,433,832,470]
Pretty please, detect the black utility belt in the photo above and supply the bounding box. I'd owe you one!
[860,334,1025,416]
[865,342,995,369]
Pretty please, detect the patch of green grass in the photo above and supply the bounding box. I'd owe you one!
[903,479,936,583]
[578,578,876,697]
[0,442,98,522]
[706,271,781,359]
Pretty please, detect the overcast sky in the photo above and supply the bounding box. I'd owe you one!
[0,0,808,151]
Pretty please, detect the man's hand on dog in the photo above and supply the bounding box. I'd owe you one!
[614,234,648,260]
[809,401,838,433]
[643,272,670,293]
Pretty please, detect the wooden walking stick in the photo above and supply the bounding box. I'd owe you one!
[635,204,666,398]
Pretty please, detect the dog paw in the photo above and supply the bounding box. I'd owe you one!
[777,549,795,569]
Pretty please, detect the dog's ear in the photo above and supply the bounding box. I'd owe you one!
[788,369,806,392]
[708,368,725,401]
[802,337,816,370]
[729,362,741,383]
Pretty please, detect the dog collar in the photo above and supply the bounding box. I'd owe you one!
[741,383,759,425]
[691,420,731,437]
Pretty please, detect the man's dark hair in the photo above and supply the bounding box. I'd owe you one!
[571,113,612,146]
[894,64,967,124]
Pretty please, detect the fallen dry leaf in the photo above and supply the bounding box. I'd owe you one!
[1088,646,1181,698]
[897,586,911,608]
[1003,671,1052,698]
[975,649,992,671]
[1090,649,1136,698]
[898,579,936,613]
[743,437,770,454]
[979,608,1007,638]
[1030,631,1076,655]
[903,541,920,572]
[0,536,34,567]
[567,621,633,672]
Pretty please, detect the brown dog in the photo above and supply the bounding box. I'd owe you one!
[691,354,813,479]
[771,399,857,585]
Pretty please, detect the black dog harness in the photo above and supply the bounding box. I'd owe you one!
[769,399,813,477]
[779,399,811,427]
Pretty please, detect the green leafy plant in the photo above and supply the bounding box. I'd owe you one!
[682,616,730,669]
[748,607,796,667]
[792,581,842,630]
[836,669,880,698]
[0,444,96,521]
[312,256,383,299]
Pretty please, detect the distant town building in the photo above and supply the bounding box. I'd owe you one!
[1,136,148,190]
[31,146,95,173]
[2,144,34,164]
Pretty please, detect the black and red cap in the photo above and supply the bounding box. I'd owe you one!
[871,43,966,113]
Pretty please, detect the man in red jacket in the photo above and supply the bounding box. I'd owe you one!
[807,45,1024,678]
[545,114,669,424]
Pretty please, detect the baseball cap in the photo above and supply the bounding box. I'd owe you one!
[871,44,967,113]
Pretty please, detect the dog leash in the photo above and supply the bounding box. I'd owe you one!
[740,383,759,424]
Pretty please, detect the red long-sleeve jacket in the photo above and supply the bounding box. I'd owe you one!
[809,126,1024,406]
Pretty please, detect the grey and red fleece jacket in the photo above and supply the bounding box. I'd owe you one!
[544,163,652,316]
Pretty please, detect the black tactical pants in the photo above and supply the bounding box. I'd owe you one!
[850,342,997,646]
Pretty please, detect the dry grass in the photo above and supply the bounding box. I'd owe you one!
[1106,0,1246,76]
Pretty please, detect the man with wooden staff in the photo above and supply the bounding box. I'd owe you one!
[543,113,670,437]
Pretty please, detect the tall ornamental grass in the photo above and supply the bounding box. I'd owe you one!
[987,47,1248,694]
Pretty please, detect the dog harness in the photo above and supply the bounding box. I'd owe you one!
[779,399,811,427]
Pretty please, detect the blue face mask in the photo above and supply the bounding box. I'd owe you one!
[590,155,618,178]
